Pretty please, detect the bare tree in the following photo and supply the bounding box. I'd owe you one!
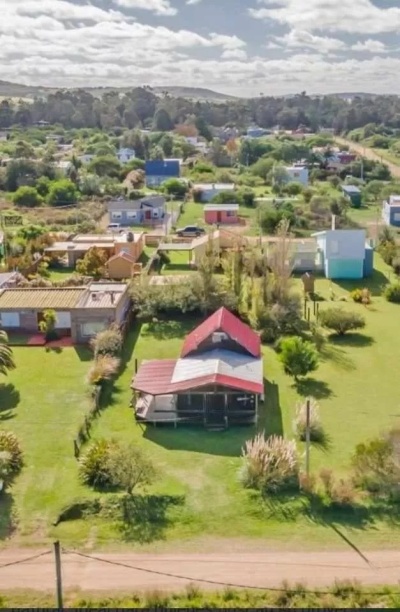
[268,219,294,304]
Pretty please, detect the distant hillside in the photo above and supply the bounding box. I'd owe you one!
[0,80,237,102]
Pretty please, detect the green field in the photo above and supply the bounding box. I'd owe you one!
[3,255,400,551]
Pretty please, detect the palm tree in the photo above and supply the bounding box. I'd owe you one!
[0,331,15,376]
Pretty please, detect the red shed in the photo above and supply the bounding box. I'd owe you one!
[204,203,239,225]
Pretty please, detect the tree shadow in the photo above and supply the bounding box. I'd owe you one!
[294,378,334,399]
[119,324,142,377]
[0,384,20,421]
[73,345,93,362]
[119,494,185,543]
[142,318,195,341]
[45,347,63,354]
[330,334,375,348]
[334,269,390,297]
[264,380,283,437]
[162,264,192,273]
[0,492,16,539]
[319,343,356,371]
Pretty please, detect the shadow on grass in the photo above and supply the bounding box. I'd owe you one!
[0,492,15,540]
[264,380,283,437]
[294,378,334,400]
[120,494,185,544]
[142,318,195,341]
[45,347,63,354]
[319,343,356,371]
[74,345,93,362]
[330,334,375,348]
[162,264,192,273]
[0,384,20,421]
[334,269,390,297]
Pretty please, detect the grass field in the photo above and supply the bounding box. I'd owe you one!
[3,255,400,551]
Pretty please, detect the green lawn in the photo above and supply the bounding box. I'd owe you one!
[47,267,75,281]
[4,255,400,552]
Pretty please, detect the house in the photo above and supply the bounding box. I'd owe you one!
[246,126,269,138]
[0,272,22,289]
[0,282,130,343]
[105,252,142,280]
[342,185,362,208]
[190,229,248,267]
[145,159,180,187]
[312,227,373,279]
[284,165,309,186]
[44,231,144,268]
[117,148,136,164]
[204,203,239,225]
[54,160,72,175]
[131,307,263,428]
[382,195,400,227]
[78,154,95,164]
[107,196,166,226]
[193,183,235,203]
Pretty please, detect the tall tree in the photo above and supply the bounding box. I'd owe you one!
[0,331,16,376]
[153,108,173,132]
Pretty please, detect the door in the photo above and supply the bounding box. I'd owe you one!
[204,394,226,427]
[216,211,222,223]
[145,209,152,220]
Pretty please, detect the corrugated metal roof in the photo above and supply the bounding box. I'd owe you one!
[181,307,261,358]
[0,287,86,309]
[342,185,361,194]
[173,350,263,386]
[204,204,239,211]
[77,283,128,308]
[132,360,177,395]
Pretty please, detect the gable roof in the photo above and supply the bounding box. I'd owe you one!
[106,252,136,265]
[107,196,165,212]
[181,307,261,358]
[145,159,180,176]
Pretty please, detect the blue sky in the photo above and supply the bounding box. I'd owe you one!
[1,0,400,96]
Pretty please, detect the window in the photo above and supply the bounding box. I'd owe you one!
[81,321,107,338]
[55,312,71,329]
[111,211,122,220]
[152,210,159,218]
[0,312,20,327]
[394,213,400,222]
[293,172,299,178]
[127,211,137,219]
[212,332,228,343]
[226,210,235,217]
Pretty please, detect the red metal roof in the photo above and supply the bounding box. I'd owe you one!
[181,307,261,358]
[132,360,263,396]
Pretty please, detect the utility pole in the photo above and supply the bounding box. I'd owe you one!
[54,541,63,611]
[305,398,311,478]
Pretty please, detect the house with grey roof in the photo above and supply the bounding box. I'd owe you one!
[107,196,166,226]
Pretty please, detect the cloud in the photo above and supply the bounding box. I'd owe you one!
[278,29,346,53]
[250,0,400,34]
[351,39,387,53]
[112,0,177,16]
[222,49,248,60]
[186,0,202,4]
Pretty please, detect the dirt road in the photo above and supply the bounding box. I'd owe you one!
[335,136,400,179]
[2,549,400,592]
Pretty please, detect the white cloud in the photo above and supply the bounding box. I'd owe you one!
[186,0,202,4]
[278,29,346,53]
[250,0,400,34]
[11,0,123,22]
[222,49,248,60]
[112,0,177,16]
[351,39,387,53]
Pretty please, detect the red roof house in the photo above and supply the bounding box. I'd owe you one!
[131,308,264,429]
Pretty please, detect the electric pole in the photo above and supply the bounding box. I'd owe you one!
[305,398,311,478]
[54,541,63,611]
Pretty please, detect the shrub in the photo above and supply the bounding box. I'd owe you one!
[87,355,120,385]
[0,431,23,486]
[13,186,42,207]
[319,469,356,508]
[78,439,115,488]
[318,308,366,335]
[105,443,156,495]
[352,434,400,499]
[384,283,400,303]
[293,398,324,442]
[91,325,123,358]
[392,257,400,276]
[350,288,371,304]
[278,336,319,380]
[239,433,299,493]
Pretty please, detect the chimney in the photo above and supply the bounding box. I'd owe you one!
[331,215,336,231]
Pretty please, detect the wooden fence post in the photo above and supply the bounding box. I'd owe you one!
[73,439,79,458]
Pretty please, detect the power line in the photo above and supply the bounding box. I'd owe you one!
[0,549,51,570]
[62,548,400,596]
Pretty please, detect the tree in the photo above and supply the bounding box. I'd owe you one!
[268,219,294,304]
[76,247,108,279]
[88,155,121,178]
[35,176,51,197]
[106,443,156,496]
[0,331,15,376]
[153,108,173,132]
[162,178,188,197]
[194,116,212,141]
[47,179,78,207]
[13,186,42,207]
[318,308,366,335]
[278,336,319,380]
[38,309,57,340]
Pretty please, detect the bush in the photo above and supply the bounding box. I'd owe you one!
[91,325,123,358]
[319,469,357,508]
[318,308,366,335]
[87,355,120,385]
[0,431,23,486]
[278,336,319,380]
[293,398,324,442]
[392,257,400,276]
[352,433,400,499]
[350,288,371,304]
[13,186,42,207]
[78,439,115,488]
[384,283,400,303]
[239,433,298,493]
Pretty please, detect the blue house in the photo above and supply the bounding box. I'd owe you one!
[382,195,400,227]
[342,185,362,208]
[284,165,309,186]
[312,228,373,280]
[107,196,166,226]
[145,159,180,187]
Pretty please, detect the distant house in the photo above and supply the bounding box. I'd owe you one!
[312,228,373,279]
[78,154,95,164]
[204,204,239,225]
[284,165,309,186]
[0,283,130,343]
[193,183,235,203]
[54,160,72,175]
[246,126,269,139]
[132,307,263,428]
[145,160,180,187]
[342,185,362,208]
[382,194,400,227]
[117,148,136,164]
[107,196,166,226]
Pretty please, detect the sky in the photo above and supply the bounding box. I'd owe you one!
[1,0,400,97]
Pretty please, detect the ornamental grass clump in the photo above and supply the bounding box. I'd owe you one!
[0,431,23,487]
[87,355,120,386]
[239,433,299,493]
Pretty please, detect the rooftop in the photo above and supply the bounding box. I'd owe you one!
[193,183,235,190]
[342,185,361,194]
[204,204,239,212]
[76,283,128,308]
[107,196,165,212]
[0,287,86,309]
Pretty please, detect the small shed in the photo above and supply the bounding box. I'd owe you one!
[342,185,362,208]
[382,195,400,227]
[204,203,239,225]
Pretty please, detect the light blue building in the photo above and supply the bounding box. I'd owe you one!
[285,165,309,186]
[312,228,373,279]
[382,195,400,227]
[117,148,136,163]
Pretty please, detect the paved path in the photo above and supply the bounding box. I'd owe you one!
[335,136,400,179]
[2,549,400,592]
